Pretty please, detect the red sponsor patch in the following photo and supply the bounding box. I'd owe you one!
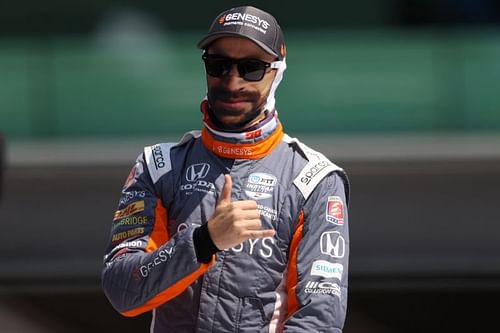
[123,165,137,189]
[326,196,344,225]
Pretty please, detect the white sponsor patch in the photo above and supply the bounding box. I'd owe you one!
[310,260,344,280]
[304,281,341,297]
[144,143,173,184]
[144,131,201,184]
[320,231,346,258]
[282,135,343,200]
[186,163,210,182]
[229,237,275,259]
[244,173,277,200]
[181,163,215,196]
[257,204,278,221]
[140,247,175,278]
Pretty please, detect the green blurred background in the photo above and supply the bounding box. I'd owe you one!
[1,0,499,139]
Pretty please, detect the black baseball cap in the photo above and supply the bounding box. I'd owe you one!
[197,6,286,60]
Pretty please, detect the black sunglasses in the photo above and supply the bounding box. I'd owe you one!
[202,53,281,82]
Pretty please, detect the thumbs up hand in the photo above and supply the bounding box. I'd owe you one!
[207,174,276,250]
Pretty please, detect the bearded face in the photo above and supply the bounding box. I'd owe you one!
[205,36,277,130]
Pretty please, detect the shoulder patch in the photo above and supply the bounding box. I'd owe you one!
[144,131,201,184]
[144,143,174,184]
[283,134,344,200]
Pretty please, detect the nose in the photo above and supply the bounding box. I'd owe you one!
[226,63,241,78]
[222,64,244,90]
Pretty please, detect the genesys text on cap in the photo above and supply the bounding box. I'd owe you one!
[219,12,270,34]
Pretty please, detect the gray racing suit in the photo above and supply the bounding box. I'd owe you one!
[102,118,350,332]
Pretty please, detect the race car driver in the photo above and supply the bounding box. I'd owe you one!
[102,5,350,332]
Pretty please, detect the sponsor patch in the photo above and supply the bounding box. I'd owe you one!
[310,260,344,281]
[301,160,331,186]
[140,247,175,278]
[114,216,148,227]
[320,231,346,258]
[181,163,215,195]
[113,201,145,220]
[229,237,275,259]
[219,12,270,34]
[244,173,277,200]
[304,281,341,297]
[186,163,210,182]
[326,196,344,225]
[111,240,144,254]
[120,190,146,205]
[213,145,253,157]
[144,143,174,184]
[111,227,145,243]
[257,204,277,221]
[123,165,138,190]
[180,180,216,195]
[151,144,167,170]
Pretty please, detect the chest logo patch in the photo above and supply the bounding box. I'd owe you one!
[245,173,277,200]
[181,163,215,195]
[186,163,210,182]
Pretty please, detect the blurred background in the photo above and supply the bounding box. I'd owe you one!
[1,0,500,332]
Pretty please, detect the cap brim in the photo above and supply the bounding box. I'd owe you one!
[197,32,278,58]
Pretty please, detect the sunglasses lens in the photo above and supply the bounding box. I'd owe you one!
[239,60,266,81]
[204,57,230,77]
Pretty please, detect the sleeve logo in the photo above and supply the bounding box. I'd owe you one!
[326,196,344,225]
[123,165,137,190]
[113,200,145,221]
[320,231,346,258]
[310,260,344,281]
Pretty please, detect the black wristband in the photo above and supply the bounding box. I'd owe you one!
[193,223,220,263]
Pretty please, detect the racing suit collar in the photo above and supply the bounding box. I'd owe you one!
[201,124,283,160]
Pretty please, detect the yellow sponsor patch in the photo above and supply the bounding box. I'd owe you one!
[113,201,145,220]
[111,227,145,243]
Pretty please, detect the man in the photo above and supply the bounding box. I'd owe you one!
[102,6,350,332]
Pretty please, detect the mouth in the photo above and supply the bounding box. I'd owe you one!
[217,98,249,110]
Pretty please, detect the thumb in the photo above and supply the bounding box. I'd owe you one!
[219,174,232,204]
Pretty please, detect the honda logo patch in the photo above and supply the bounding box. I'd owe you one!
[320,231,346,258]
[186,163,210,182]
